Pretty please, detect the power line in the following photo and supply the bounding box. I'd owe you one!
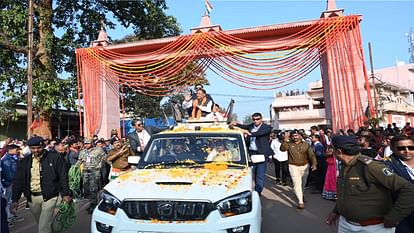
[209,93,274,99]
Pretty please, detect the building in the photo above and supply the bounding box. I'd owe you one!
[0,105,81,140]
[371,62,414,128]
[271,80,328,130]
[271,62,414,130]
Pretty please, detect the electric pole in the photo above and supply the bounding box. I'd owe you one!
[27,0,34,138]
[368,42,379,121]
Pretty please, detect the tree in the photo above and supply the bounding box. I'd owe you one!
[0,0,180,137]
[243,114,253,124]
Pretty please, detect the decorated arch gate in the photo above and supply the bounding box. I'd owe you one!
[76,6,374,138]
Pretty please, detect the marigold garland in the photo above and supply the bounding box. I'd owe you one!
[76,15,374,135]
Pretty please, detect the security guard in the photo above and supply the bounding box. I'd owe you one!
[11,136,72,233]
[76,138,106,213]
[325,135,414,233]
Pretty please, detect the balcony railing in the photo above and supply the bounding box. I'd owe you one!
[278,109,326,120]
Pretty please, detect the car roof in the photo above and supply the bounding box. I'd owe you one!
[158,122,244,135]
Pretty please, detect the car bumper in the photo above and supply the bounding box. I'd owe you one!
[91,192,261,233]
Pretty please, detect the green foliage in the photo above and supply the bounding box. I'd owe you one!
[228,113,238,122]
[161,94,184,116]
[123,89,163,118]
[0,0,181,125]
[365,115,385,129]
[243,115,253,124]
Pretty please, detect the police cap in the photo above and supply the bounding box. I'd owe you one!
[331,135,358,147]
[27,136,45,147]
[6,144,20,150]
[290,129,300,135]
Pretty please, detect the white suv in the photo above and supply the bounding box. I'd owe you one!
[91,123,262,233]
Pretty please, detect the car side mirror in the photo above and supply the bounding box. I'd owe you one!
[128,156,141,165]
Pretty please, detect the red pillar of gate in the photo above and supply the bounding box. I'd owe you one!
[85,29,120,138]
[320,1,370,132]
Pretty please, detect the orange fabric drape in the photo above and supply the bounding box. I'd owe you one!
[76,15,374,134]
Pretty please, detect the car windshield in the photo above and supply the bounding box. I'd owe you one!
[138,133,247,168]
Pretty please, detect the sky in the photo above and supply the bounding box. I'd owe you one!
[109,0,414,120]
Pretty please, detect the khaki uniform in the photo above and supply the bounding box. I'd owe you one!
[107,146,134,170]
[280,141,317,166]
[280,141,317,205]
[334,154,414,225]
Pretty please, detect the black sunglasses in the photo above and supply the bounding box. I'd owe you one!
[396,146,414,151]
[252,118,261,121]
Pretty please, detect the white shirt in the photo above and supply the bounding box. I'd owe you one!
[383,146,392,157]
[205,112,225,121]
[270,139,288,162]
[136,130,151,152]
[249,124,261,151]
[182,99,192,110]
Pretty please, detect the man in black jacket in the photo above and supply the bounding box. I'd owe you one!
[11,136,72,233]
[231,112,272,196]
[127,119,166,157]
[383,135,414,233]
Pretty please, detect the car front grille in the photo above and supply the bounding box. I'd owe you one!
[121,201,215,221]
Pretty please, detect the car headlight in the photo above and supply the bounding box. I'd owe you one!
[215,191,252,217]
[98,190,122,215]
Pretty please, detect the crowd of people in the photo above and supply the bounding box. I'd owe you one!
[265,123,414,233]
[0,118,160,233]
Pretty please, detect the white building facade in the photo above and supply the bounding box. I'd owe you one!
[271,63,414,130]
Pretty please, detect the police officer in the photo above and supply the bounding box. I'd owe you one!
[325,135,414,233]
[76,138,106,213]
[280,130,317,209]
[11,136,72,233]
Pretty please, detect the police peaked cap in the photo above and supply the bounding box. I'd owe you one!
[331,135,359,147]
[27,136,45,146]
[290,129,300,135]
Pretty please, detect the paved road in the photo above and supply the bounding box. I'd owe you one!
[10,164,336,233]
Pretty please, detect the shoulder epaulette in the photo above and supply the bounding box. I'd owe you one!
[357,155,373,165]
